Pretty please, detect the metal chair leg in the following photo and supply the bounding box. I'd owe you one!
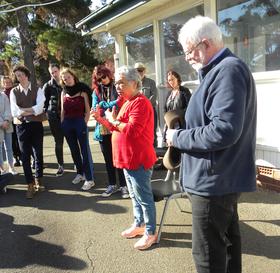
[157,197,171,243]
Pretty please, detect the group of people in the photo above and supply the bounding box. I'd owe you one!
[0,15,257,272]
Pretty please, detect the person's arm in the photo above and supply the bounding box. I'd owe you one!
[171,63,249,152]
[82,91,90,124]
[149,79,158,107]
[112,98,151,136]
[60,91,65,122]
[2,94,12,129]
[22,87,45,116]
[10,88,24,118]
[43,82,50,113]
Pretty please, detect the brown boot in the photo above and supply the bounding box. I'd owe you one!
[34,177,45,192]
[26,183,35,199]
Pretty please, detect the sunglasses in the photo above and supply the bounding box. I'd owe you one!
[137,68,145,73]
[97,75,107,82]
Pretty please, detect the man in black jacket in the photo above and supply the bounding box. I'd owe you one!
[43,63,64,176]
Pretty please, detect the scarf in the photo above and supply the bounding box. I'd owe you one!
[64,82,85,97]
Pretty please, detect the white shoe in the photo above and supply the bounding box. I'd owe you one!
[72,174,85,184]
[9,168,18,175]
[2,186,7,194]
[81,180,95,191]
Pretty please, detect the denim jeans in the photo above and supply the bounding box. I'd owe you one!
[188,193,241,273]
[62,117,94,181]
[0,132,13,166]
[123,166,156,235]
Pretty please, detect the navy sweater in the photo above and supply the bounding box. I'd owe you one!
[173,48,257,196]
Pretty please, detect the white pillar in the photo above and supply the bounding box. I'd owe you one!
[114,33,126,70]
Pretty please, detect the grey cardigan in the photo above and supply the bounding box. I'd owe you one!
[0,92,13,141]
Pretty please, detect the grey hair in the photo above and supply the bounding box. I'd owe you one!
[115,66,142,90]
[178,16,223,47]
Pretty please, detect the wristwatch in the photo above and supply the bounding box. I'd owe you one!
[112,119,121,127]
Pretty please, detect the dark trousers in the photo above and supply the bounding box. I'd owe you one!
[0,173,13,191]
[153,107,158,147]
[48,118,64,166]
[62,118,94,181]
[188,193,241,273]
[12,123,21,159]
[99,134,126,187]
[16,122,44,184]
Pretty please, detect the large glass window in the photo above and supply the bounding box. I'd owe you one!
[125,24,155,80]
[159,5,204,83]
[217,0,280,73]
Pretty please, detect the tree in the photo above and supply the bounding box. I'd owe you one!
[0,0,100,84]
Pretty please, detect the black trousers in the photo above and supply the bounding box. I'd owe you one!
[16,122,44,184]
[0,173,13,191]
[12,123,21,159]
[48,118,64,166]
[99,134,126,187]
[188,192,241,273]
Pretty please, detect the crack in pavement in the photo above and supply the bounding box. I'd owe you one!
[85,240,95,272]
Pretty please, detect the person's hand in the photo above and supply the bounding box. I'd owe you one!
[2,120,9,130]
[105,106,117,123]
[166,129,177,146]
[90,105,102,122]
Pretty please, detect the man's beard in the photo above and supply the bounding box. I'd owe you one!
[191,63,203,72]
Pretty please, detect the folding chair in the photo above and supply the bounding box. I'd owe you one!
[151,110,189,243]
[152,169,187,243]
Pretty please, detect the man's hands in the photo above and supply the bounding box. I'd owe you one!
[166,129,177,146]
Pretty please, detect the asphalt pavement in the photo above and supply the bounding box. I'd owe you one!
[0,132,280,273]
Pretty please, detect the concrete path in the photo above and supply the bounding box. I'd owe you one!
[0,133,279,273]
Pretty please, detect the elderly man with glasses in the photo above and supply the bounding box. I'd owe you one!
[166,16,257,273]
[91,66,157,250]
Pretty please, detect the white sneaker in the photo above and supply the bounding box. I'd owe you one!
[9,167,18,175]
[81,180,95,191]
[72,174,85,184]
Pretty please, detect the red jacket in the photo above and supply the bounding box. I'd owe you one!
[112,94,156,170]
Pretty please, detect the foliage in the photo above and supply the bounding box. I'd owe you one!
[0,0,101,85]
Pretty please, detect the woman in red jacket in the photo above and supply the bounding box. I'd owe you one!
[91,66,157,250]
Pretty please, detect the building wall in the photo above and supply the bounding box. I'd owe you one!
[111,0,280,167]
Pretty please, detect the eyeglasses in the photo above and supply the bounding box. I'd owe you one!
[184,41,203,57]
[97,75,107,82]
[137,68,145,73]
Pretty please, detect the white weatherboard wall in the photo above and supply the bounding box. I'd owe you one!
[254,72,280,168]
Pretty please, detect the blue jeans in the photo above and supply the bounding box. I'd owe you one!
[123,166,156,235]
[62,117,94,181]
[0,132,13,166]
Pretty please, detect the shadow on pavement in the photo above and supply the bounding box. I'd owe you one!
[0,162,127,214]
[241,220,280,260]
[0,188,128,214]
[0,212,87,270]
[239,191,280,205]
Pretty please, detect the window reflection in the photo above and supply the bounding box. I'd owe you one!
[125,25,156,80]
[218,0,280,73]
[159,5,204,83]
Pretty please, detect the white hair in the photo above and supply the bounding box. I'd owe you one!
[115,66,142,90]
[178,16,223,47]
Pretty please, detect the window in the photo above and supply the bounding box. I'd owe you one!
[159,5,204,83]
[125,24,155,80]
[217,0,280,73]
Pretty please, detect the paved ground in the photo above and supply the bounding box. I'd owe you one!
[0,132,280,273]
